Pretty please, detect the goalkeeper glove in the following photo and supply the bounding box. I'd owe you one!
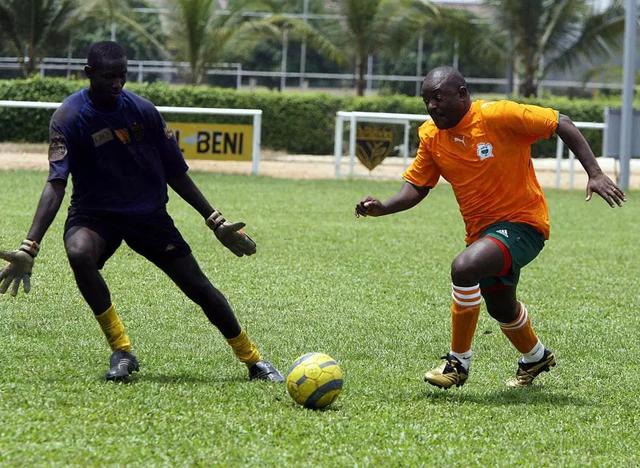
[0,239,39,296]
[206,210,256,257]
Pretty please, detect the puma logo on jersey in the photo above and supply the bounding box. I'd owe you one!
[497,229,508,237]
[477,143,494,160]
[451,134,466,146]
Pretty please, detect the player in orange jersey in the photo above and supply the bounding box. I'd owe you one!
[355,66,625,389]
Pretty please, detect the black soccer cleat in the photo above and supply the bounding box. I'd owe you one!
[507,349,556,388]
[106,350,139,382]
[248,360,284,382]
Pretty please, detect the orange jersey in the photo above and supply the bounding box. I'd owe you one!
[403,100,558,244]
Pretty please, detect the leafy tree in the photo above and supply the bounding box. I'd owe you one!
[0,0,76,77]
[222,0,343,90]
[161,0,251,84]
[336,0,442,96]
[72,0,167,60]
[487,0,626,97]
[378,3,505,95]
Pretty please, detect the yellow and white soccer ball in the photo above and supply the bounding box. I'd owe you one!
[286,353,343,409]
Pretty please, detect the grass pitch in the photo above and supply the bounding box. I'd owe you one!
[1,170,639,466]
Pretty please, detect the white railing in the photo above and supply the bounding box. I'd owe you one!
[554,122,606,189]
[0,57,629,94]
[334,110,606,187]
[0,100,262,175]
[334,111,429,179]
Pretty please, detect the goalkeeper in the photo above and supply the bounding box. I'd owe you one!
[355,66,625,389]
[0,41,283,383]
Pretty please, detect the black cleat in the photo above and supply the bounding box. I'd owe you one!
[106,350,139,382]
[507,349,556,388]
[248,360,284,382]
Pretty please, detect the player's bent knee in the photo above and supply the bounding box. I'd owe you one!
[65,244,98,270]
[450,254,479,285]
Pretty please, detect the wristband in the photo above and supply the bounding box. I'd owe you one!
[19,239,40,258]
[205,210,225,231]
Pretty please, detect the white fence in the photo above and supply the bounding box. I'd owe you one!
[0,57,628,94]
[334,110,606,188]
[0,100,262,175]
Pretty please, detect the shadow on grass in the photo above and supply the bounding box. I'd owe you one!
[421,385,590,407]
[135,372,247,385]
[41,372,247,386]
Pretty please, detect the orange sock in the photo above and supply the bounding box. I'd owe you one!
[499,302,539,354]
[450,284,481,355]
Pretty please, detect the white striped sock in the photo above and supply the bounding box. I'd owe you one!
[521,340,544,363]
[449,350,472,370]
[451,283,481,307]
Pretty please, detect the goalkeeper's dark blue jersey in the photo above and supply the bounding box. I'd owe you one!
[47,89,188,215]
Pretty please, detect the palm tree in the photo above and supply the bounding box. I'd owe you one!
[162,0,249,84]
[73,0,167,58]
[380,2,504,95]
[337,0,440,96]
[487,0,626,97]
[0,0,76,77]
[222,0,343,90]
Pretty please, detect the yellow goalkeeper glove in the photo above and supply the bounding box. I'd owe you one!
[0,239,39,296]
[206,210,256,257]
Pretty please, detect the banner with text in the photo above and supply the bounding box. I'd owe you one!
[168,122,253,161]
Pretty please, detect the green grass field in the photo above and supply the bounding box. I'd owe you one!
[1,170,639,466]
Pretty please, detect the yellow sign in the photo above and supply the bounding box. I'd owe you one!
[356,124,394,170]
[167,122,253,161]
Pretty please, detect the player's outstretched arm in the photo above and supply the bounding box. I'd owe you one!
[355,182,430,218]
[0,180,66,296]
[556,114,626,207]
[167,173,256,257]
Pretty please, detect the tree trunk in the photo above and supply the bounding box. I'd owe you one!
[356,54,366,96]
[521,61,538,97]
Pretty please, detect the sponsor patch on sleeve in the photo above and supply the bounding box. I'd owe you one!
[164,124,175,140]
[48,132,68,162]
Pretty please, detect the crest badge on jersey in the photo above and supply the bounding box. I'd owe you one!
[163,124,175,140]
[48,132,67,161]
[476,142,494,160]
[114,128,131,145]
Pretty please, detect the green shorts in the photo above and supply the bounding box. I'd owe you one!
[478,221,545,289]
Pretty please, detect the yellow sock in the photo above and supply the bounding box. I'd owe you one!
[451,284,481,354]
[95,304,132,352]
[499,302,539,354]
[227,330,261,366]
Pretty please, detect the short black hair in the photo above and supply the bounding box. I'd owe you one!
[424,66,467,89]
[87,41,126,68]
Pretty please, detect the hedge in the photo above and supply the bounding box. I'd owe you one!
[0,77,627,157]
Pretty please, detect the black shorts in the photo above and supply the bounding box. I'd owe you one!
[64,208,192,269]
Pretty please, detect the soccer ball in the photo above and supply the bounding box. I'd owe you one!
[286,353,343,409]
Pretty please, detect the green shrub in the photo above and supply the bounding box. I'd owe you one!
[0,78,626,157]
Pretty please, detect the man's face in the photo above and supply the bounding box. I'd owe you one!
[421,77,468,129]
[86,57,127,106]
